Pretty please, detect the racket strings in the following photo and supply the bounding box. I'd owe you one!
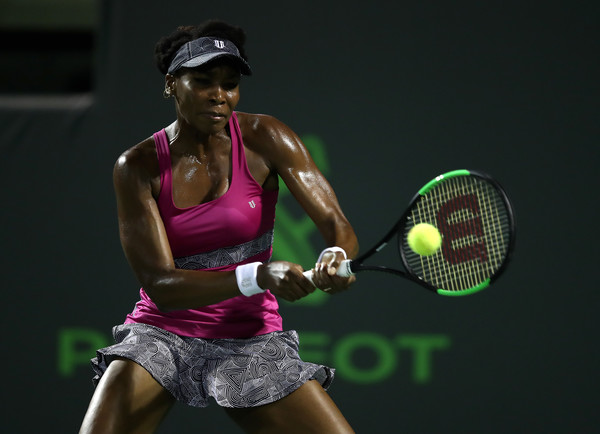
[402,175,511,291]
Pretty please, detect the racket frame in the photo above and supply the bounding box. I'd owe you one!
[347,169,516,295]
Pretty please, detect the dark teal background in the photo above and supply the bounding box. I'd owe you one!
[1,1,598,432]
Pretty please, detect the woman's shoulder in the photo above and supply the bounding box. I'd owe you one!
[236,111,280,133]
[235,111,295,149]
[114,135,159,180]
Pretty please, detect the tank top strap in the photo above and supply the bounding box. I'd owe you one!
[229,112,244,176]
[153,129,174,212]
[229,111,260,191]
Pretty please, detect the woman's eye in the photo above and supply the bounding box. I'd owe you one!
[223,82,239,90]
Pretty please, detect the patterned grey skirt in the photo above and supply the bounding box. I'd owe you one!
[91,323,334,408]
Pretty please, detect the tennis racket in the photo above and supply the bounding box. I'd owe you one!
[304,169,515,296]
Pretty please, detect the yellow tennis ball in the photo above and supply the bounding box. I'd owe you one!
[407,223,442,256]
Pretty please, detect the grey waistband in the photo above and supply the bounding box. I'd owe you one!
[174,229,274,270]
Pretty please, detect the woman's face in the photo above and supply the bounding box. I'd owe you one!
[171,63,241,134]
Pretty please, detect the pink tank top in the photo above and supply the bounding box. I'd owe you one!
[125,112,282,338]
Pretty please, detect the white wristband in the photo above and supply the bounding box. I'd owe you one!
[317,246,347,263]
[235,262,265,297]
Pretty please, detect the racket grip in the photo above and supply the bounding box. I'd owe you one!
[302,259,354,285]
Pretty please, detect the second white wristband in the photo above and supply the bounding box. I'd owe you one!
[317,246,347,263]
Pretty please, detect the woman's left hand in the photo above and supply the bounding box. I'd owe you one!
[310,249,356,294]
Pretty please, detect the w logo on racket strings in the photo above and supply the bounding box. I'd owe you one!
[437,194,488,264]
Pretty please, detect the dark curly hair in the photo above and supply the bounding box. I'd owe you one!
[154,19,248,75]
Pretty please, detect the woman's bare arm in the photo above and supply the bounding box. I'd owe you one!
[241,114,359,291]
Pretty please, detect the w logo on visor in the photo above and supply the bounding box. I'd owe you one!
[214,40,225,49]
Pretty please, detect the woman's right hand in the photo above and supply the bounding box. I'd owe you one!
[256,261,316,302]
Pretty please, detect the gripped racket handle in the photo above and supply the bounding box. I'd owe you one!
[302,259,354,286]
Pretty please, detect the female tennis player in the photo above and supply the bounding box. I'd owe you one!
[79,19,358,434]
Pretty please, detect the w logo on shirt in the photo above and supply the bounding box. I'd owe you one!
[248,200,256,209]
